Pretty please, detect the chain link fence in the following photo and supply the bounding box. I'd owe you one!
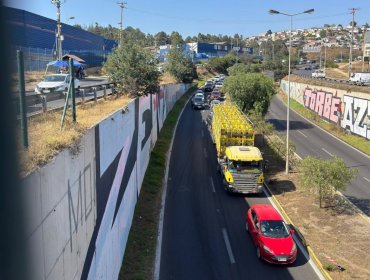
[11,46,111,72]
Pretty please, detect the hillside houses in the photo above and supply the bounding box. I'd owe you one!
[246,23,370,51]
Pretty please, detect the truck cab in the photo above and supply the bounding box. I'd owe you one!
[349,72,370,86]
[219,146,265,194]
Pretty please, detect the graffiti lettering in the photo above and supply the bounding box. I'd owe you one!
[68,163,94,252]
[303,88,340,123]
[341,95,370,139]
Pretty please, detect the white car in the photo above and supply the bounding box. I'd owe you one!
[311,70,325,78]
[35,74,80,94]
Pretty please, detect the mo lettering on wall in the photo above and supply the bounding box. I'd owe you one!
[280,80,370,140]
[21,83,192,280]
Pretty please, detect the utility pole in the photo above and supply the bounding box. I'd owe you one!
[362,29,367,72]
[348,8,359,78]
[51,0,63,61]
[117,2,127,46]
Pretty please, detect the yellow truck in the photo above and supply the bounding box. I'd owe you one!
[211,104,265,194]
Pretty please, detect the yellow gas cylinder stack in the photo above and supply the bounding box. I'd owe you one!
[212,104,255,157]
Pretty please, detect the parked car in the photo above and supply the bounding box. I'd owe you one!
[35,74,80,94]
[349,72,370,86]
[246,204,297,264]
[311,70,325,78]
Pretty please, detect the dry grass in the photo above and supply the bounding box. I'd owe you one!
[267,171,370,280]
[18,95,131,177]
[160,72,177,84]
[325,68,348,80]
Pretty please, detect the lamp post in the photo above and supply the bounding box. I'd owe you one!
[269,8,314,174]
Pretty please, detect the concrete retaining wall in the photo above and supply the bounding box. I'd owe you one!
[280,80,370,140]
[21,83,193,280]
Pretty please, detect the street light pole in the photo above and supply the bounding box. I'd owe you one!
[286,15,292,175]
[269,8,314,174]
[51,0,63,61]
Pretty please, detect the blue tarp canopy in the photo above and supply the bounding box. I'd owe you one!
[47,60,86,67]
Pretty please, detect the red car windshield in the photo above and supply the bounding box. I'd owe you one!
[260,220,289,238]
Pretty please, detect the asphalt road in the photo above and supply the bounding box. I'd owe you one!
[159,100,320,280]
[266,95,370,215]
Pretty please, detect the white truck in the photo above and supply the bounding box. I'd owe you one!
[349,72,370,86]
[311,70,325,79]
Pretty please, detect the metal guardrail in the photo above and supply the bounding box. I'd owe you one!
[298,74,369,86]
[13,82,116,118]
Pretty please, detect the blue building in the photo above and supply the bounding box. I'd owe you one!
[4,6,117,69]
[187,42,253,58]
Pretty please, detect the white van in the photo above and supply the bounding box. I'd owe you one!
[349,72,370,86]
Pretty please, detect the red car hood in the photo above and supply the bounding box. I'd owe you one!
[260,235,294,255]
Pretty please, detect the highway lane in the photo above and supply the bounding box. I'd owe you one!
[266,95,370,215]
[159,100,320,280]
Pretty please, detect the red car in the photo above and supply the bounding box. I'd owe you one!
[246,204,297,264]
[208,90,220,103]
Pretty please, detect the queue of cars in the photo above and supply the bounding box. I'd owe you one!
[193,76,298,265]
[191,75,225,110]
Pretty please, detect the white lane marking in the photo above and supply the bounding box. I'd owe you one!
[203,148,208,158]
[262,187,326,280]
[321,148,334,157]
[297,130,308,138]
[201,130,204,138]
[222,228,236,264]
[210,177,216,193]
[364,177,370,184]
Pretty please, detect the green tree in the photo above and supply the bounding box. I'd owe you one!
[223,73,275,114]
[154,31,170,45]
[298,156,357,208]
[227,63,250,76]
[170,31,184,46]
[349,21,357,27]
[319,30,327,38]
[166,47,196,83]
[104,42,160,97]
[266,29,272,36]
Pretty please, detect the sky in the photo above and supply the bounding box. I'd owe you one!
[5,0,370,38]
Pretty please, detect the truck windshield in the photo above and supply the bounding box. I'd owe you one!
[228,160,262,173]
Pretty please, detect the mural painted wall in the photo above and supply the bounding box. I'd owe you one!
[21,83,193,280]
[280,80,370,140]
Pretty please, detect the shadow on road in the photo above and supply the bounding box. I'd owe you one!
[267,118,314,132]
[343,195,370,217]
